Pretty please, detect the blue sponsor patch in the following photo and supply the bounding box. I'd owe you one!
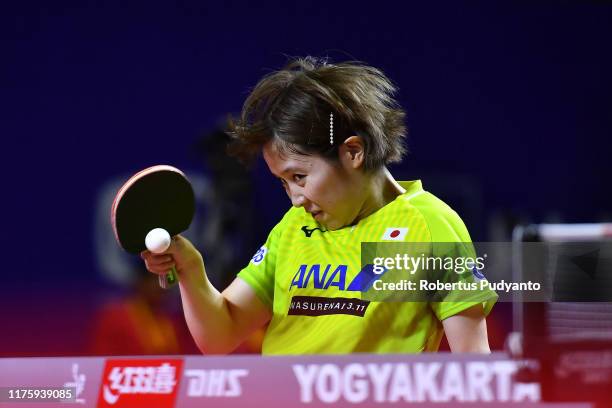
[472,266,486,280]
[251,246,267,265]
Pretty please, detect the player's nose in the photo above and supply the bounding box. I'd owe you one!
[288,185,307,208]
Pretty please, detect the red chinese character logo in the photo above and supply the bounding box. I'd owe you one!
[97,359,183,407]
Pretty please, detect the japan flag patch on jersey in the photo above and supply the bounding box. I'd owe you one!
[381,227,409,241]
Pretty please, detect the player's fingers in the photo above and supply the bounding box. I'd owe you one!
[148,254,174,266]
[166,234,193,255]
[162,235,204,275]
[141,250,173,264]
[144,260,176,275]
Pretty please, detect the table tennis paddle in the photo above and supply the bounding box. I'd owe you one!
[111,165,195,288]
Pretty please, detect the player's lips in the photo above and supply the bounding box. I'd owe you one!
[311,211,323,220]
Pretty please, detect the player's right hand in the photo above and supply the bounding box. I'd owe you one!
[141,235,204,283]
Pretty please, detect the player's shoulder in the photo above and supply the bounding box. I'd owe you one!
[397,180,471,243]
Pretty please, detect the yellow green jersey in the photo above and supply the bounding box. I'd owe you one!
[238,180,497,355]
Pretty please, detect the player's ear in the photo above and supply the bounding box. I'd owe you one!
[338,135,365,170]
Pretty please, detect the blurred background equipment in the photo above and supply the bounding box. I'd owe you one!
[512,223,612,407]
[89,262,182,355]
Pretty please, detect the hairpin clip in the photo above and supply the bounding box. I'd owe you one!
[329,113,334,145]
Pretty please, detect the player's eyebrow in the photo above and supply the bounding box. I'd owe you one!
[278,165,304,176]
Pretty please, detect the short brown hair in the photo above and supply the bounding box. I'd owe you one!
[227,56,407,171]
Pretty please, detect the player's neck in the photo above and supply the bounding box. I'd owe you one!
[353,167,405,224]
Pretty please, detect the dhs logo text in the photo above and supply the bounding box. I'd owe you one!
[185,369,248,397]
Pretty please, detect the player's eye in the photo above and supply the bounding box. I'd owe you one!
[293,174,305,183]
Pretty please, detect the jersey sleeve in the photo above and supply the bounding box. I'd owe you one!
[428,240,498,321]
[412,193,498,321]
[237,211,290,308]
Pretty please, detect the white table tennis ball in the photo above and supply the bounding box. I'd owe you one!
[145,228,171,254]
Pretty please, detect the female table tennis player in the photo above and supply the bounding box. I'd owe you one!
[141,57,497,354]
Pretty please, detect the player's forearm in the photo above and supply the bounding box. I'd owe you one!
[177,269,241,354]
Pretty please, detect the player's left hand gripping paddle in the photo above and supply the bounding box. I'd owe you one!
[111,165,195,289]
